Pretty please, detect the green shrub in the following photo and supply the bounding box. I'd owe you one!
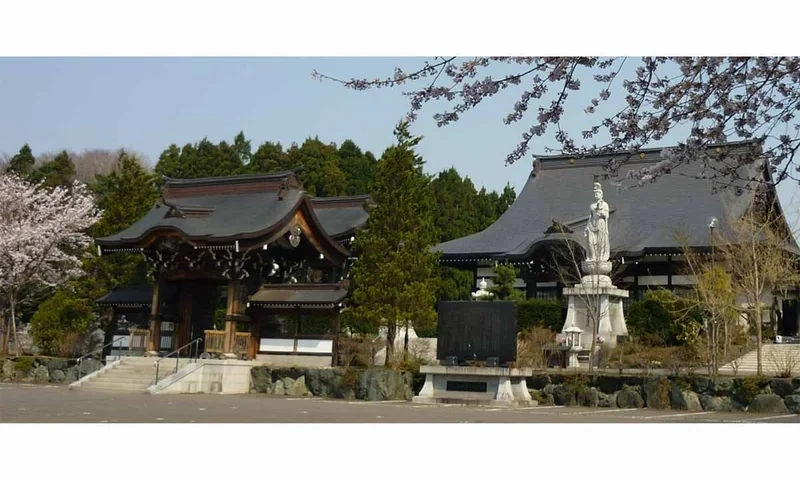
[626,289,702,346]
[30,291,95,356]
[14,356,35,374]
[735,376,770,406]
[517,299,564,332]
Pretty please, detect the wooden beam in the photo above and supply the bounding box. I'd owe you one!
[222,280,246,358]
[145,280,163,356]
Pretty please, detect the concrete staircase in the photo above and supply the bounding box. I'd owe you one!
[71,357,193,393]
[719,344,800,375]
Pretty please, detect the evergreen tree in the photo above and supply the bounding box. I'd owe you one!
[285,138,347,196]
[347,122,439,365]
[338,139,377,195]
[7,144,36,178]
[250,141,290,174]
[74,151,160,310]
[154,134,250,179]
[31,150,76,189]
[488,261,525,301]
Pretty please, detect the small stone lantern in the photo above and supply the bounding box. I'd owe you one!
[564,325,583,369]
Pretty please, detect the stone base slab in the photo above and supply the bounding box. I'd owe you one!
[413,366,535,407]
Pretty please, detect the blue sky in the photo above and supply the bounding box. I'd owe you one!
[0,57,797,230]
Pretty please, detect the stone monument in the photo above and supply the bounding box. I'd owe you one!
[561,181,628,349]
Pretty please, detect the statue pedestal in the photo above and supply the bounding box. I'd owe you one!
[562,281,629,348]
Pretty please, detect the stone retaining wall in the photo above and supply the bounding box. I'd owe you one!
[251,366,415,401]
[527,373,800,414]
[1,356,104,384]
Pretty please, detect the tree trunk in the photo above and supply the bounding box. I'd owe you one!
[403,322,409,355]
[384,321,396,367]
[755,305,763,376]
[10,292,23,357]
[706,319,714,376]
[0,313,7,355]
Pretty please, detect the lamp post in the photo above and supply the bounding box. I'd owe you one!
[707,216,718,376]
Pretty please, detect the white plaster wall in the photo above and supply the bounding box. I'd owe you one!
[150,360,260,395]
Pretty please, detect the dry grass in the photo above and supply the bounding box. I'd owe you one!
[517,327,556,370]
[767,347,800,378]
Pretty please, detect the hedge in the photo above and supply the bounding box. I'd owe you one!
[517,299,564,333]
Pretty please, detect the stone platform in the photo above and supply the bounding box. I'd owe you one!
[412,365,536,407]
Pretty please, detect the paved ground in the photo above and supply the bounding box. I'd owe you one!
[1,383,799,423]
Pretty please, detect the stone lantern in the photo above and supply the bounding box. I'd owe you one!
[564,324,583,369]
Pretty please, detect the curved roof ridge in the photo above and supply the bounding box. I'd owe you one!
[163,169,301,187]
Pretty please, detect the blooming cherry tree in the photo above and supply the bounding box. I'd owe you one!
[314,57,800,189]
[0,173,102,354]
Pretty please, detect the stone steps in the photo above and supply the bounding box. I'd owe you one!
[719,345,800,375]
[72,357,190,392]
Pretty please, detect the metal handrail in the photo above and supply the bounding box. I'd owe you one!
[153,338,203,385]
[76,337,126,380]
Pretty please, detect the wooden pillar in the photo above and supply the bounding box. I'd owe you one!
[248,318,260,360]
[145,280,163,356]
[222,280,245,358]
[177,284,193,348]
[331,310,342,367]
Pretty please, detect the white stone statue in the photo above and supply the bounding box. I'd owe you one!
[584,182,610,263]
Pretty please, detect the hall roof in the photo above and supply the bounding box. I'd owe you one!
[95,171,370,259]
[434,141,794,262]
[247,283,348,309]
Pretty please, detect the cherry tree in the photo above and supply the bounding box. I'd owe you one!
[313,57,800,189]
[0,173,102,354]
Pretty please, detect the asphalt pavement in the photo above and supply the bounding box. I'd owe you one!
[1,382,798,423]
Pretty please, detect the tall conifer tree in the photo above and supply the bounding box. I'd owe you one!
[347,122,439,365]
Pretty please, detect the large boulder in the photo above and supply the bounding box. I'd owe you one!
[670,386,702,411]
[784,395,800,414]
[748,394,789,414]
[32,365,49,383]
[306,369,344,397]
[357,369,412,401]
[769,379,794,398]
[578,387,599,408]
[50,369,66,383]
[643,377,672,410]
[250,367,273,393]
[272,379,285,396]
[700,395,742,412]
[282,377,295,393]
[2,359,14,380]
[615,385,644,409]
[603,393,617,408]
[594,375,625,394]
[288,375,310,396]
[43,358,70,375]
[690,376,714,395]
[791,377,800,391]
[713,378,734,396]
[542,383,558,396]
[64,367,79,383]
[552,385,577,406]
[77,359,103,376]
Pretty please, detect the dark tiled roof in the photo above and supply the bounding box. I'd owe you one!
[248,284,348,308]
[434,141,786,260]
[95,172,362,260]
[96,285,155,306]
[311,195,371,239]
